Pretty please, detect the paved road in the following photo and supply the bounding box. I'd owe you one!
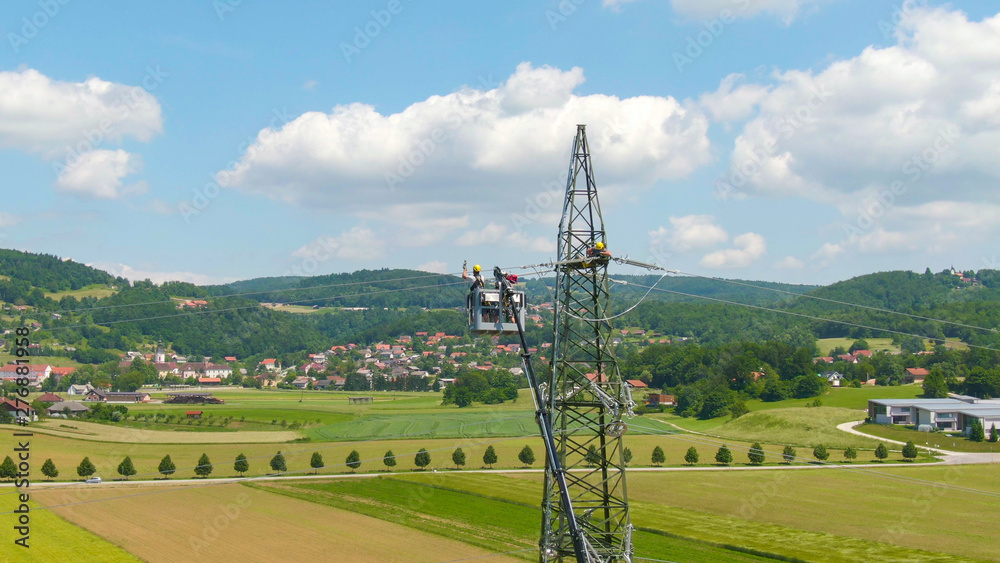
[837,420,1000,465]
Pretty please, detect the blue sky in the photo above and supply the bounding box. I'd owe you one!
[1,0,998,286]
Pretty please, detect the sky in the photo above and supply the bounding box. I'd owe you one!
[0,0,998,286]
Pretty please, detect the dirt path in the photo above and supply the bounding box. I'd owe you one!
[836,420,1000,465]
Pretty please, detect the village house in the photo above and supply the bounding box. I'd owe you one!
[45,401,90,417]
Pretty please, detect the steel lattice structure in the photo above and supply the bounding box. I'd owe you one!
[541,125,633,562]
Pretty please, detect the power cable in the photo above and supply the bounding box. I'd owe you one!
[623,281,1000,353]
[671,269,1000,335]
[42,280,468,333]
[43,271,467,316]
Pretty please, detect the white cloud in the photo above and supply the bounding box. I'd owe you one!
[775,256,804,269]
[699,74,770,123]
[0,212,20,228]
[672,0,829,23]
[457,222,552,253]
[91,262,237,285]
[722,8,1000,206]
[292,227,386,262]
[302,80,318,91]
[810,242,844,267]
[649,215,729,252]
[417,261,449,274]
[700,232,766,268]
[54,149,143,199]
[222,62,711,222]
[602,0,641,12]
[0,68,162,157]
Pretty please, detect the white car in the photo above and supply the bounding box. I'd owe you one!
[86,476,102,484]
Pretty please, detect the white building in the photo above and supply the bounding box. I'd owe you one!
[868,395,1000,436]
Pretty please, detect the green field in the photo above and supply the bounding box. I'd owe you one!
[0,496,140,562]
[661,385,922,435]
[0,354,83,368]
[816,337,899,355]
[43,284,117,300]
[251,477,778,562]
[856,423,1000,453]
[253,469,990,562]
[708,407,881,449]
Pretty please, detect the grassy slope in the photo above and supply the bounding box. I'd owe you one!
[663,385,923,434]
[709,407,880,449]
[816,337,899,355]
[43,284,117,300]
[0,354,83,368]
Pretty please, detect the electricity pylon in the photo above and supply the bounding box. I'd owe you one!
[541,125,633,562]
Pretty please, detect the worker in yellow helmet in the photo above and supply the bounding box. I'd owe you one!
[463,262,485,290]
[587,241,612,259]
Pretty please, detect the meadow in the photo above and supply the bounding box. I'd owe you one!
[856,423,1000,453]
[43,284,117,300]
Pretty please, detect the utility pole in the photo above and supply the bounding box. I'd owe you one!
[541,125,633,562]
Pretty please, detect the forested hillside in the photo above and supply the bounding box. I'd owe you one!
[6,244,1000,368]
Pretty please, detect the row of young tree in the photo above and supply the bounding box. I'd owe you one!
[0,438,926,483]
[646,441,920,467]
[11,445,540,483]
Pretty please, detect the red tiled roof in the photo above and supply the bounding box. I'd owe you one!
[37,393,64,402]
[224,356,237,362]
[51,367,76,376]
[626,380,648,388]
[198,377,222,383]
[906,368,930,376]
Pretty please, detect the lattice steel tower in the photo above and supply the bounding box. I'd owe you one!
[541,125,633,562]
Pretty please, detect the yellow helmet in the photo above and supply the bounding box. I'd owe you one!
[595,241,605,250]
[473,264,481,272]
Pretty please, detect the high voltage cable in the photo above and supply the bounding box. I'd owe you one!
[626,422,1000,500]
[43,270,468,316]
[621,281,1000,353]
[438,548,537,562]
[0,430,546,514]
[42,280,468,333]
[2,422,610,515]
[670,269,1000,334]
[0,411,538,499]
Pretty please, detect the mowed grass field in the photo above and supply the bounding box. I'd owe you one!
[0,495,139,562]
[43,284,117,300]
[816,337,899,355]
[0,354,83,368]
[33,483,517,563]
[856,423,1000,453]
[708,407,881,449]
[618,464,1000,562]
[662,385,922,434]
